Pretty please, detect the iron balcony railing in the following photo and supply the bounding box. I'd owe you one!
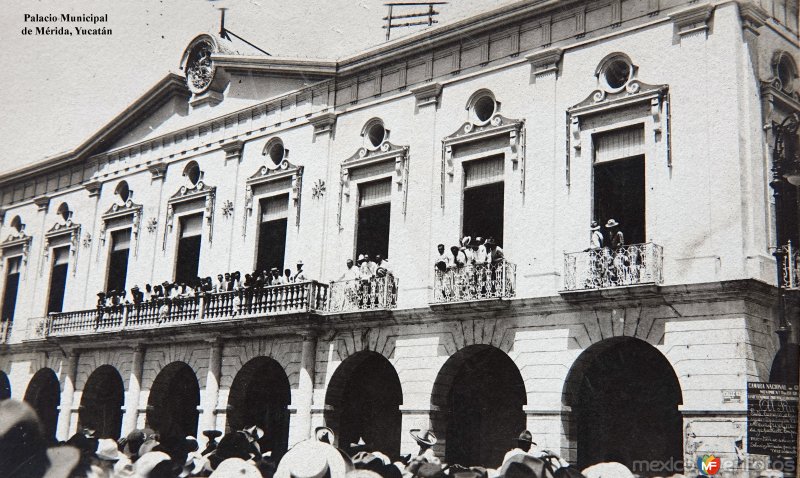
[47,281,329,337]
[782,241,800,290]
[431,260,516,304]
[327,275,399,313]
[563,242,664,291]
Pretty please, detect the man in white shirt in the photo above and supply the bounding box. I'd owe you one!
[474,236,488,264]
[292,260,308,282]
[374,254,391,275]
[339,259,361,281]
[358,254,376,278]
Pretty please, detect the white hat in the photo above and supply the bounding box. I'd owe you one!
[135,451,171,477]
[275,439,352,478]
[96,438,124,461]
[210,457,262,478]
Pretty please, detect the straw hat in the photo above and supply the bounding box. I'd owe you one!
[410,429,437,447]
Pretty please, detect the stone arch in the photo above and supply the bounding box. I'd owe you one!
[324,350,403,459]
[227,356,292,458]
[221,338,300,390]
[561,337,683,471]
[146,361,200,445]
[141,345,207,391]
[0,370,10,400]
[24,368,61,442]
[78,365,125,440]
[431,344,526,468]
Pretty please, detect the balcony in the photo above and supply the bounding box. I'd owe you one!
[782,241,800,291]
[431,260,516,304]
[47,281,329,337]
[326,275,398,313]
[563,242,664,291]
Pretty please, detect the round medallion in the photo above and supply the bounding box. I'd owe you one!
[186,40,215,93]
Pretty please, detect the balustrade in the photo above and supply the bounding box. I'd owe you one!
[563,242,664,291]
[431,260,516,303]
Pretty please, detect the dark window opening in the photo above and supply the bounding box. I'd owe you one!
[603,58,632,89]
[778,182,800,248]
[356,179,391,259]
[46,246,69,314]
[473,96,496,123]
[175,214,203,285]
[367,123,386,148]
[594,156,645,246]
[256,195,289,273]
[463,157,505,246]
[2,257,21,322]
[106,229,131,293]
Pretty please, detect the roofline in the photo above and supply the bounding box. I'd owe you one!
[0,73,189,183]
[212,54,338,77]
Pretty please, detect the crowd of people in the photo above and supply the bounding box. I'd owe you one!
[433,236,505,272]
[96,261,310,310]
[1,398,699,478]
[433,236,511,300]
[333,254,397,310]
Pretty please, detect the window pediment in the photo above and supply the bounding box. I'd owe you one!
[243,160,304,236]
[339,142,409,228]
[164,182,216,249]
[0,233,32,268]
[100,200,143,250]
[43,221,81,277]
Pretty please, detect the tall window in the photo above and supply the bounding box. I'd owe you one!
[46,247,69,314]
[463,156,504,245]
[256,194,289,273]
[593,126,646,245]
[106,229,131,293]
[175,214,203,285]
[356,179,392,259]
[2,257,21,322]
[778,183,800,248]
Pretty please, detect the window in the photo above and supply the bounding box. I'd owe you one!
[183,161,202,186]
[463,156,505,246]
[46,247,69,314]
[175,214,203,285]
[9,216,23,234]
[365,121,387,149]
[266,141,287,166]
[774,52,797,93]
[598,54,634,92]
[114,181,131,202]
[356,179,392,259]
[2,257,21,322]
[106,229,131,293]
[593,126,646,245]
[473,95,497,124]
[56,203,71,222]
[256,194,289,273]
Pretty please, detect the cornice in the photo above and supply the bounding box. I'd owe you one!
[212,54,337,78]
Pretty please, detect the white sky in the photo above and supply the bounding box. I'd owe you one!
[0,0,518,171]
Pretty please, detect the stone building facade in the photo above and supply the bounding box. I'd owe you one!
[0,0,798,473]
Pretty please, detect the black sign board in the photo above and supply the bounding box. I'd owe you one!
[747,382,798,464]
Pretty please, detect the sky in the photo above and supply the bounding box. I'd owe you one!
[0,0,519,172]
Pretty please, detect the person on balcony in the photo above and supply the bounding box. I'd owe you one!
[589,221,604,250]
[605,219,624,249]
[214,274,225,293]
[486,237,504,264]
[269,268,284,285]
[374,255,391,275]
[605,219,626,285]
[435,244,449,271]
[339,259,361,281]
[474,236,488,265]
[292,260,307,282]
[461,236,475,265]
[358,254,376,278]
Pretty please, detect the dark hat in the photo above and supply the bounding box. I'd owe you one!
[350,437,368,453]
[517,430,536,445]
[414,462,445,478]
[410,429,437,447]
[208,432,253,470]
[315,426,335,444]
[484,237,497,246]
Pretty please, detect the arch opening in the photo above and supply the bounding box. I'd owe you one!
[78,365,125,439]
[146,362,200,446]
[325,351,403,459]
[431,345,526,468]
[227,357,292,459]
[563,337,683,471]
[24,368,61,442]
[0,370,11,400]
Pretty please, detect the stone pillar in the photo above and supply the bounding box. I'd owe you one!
[56,351,78,441]
[290,333,317,446]
[199,340,222,437]
[121,345,145,436]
